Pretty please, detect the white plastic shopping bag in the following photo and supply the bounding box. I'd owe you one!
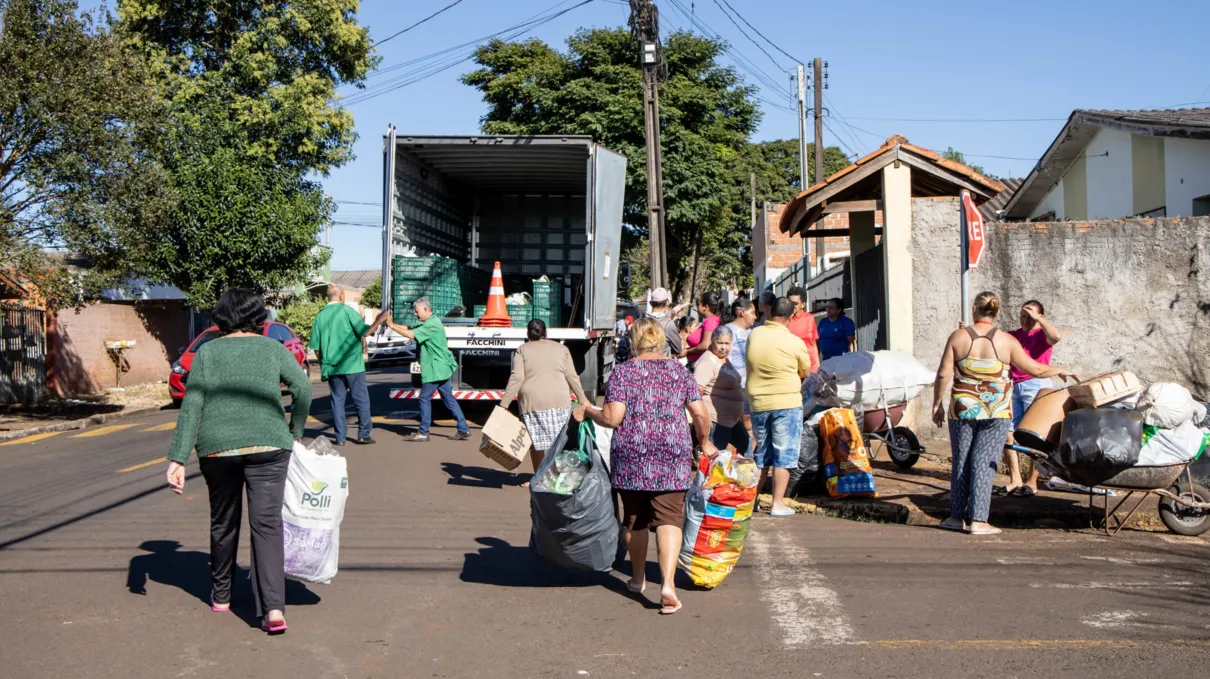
[283,439,349,583]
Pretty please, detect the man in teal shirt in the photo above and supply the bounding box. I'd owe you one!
[376,298,470,442]
[310,285,386,445]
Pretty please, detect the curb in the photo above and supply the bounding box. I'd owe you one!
[766,493,1164,531]
[0,403,171,443]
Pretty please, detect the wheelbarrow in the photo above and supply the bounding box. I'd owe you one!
[861,400,925,469]
[1008,443,1210,536]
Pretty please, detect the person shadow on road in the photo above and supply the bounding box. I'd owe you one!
[127,540,321,627]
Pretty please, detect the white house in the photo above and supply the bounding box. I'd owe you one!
[1003,108,1210,220]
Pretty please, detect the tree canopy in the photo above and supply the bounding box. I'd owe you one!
[461,28,849,297]
[114,0,374,306]
[942,147,985,175]
[0,0,173,308]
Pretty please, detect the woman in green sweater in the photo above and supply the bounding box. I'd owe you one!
[165,289,311,634]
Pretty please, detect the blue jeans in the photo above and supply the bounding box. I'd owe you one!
[418,378,470,436]
[750,407,803,469]
[329,372,371,443]
[710,421,752,457]
[1012,378,1048,429]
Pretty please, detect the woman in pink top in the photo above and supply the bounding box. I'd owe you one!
[682,292,723,367]
[998,300,1062,496]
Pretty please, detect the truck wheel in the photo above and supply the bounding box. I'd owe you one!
[1160,481,1210,536]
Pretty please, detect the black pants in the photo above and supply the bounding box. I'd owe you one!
[198,448,290,617]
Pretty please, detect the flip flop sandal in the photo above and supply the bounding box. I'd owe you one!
[659,599,683,615]
[969,525,1002,536]
[626,580,646,595]
[938,518,967,532]
[769,508,796,517]
[260,618,288,634]
[992,485,1012,497]
[1010,486,1036,497]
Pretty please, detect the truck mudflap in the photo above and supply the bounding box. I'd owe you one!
[389,389,504,401]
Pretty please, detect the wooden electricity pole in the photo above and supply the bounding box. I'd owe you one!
[629,0,667,290]
[812,57,827,276]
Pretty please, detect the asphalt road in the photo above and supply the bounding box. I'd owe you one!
[1,366,1209,678]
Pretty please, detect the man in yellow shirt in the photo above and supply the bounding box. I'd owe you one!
[745,297,812,516]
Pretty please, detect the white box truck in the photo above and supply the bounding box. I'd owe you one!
[380,131,627,402]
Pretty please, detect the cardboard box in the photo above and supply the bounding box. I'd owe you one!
[1069,371,1142,408]
[479,406,532,471]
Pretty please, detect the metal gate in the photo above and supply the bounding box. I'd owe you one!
[852,244,887,351]
[0,305,47,403]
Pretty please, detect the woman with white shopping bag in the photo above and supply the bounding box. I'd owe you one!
[165,289,311,634]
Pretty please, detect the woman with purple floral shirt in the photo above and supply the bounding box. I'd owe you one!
[575,318,716,615]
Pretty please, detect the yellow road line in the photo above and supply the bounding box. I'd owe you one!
[141,422,176,432]
[72,424,137,438]
[0,431,64,446]
[117,456,167,473]
[869,639,1210,650]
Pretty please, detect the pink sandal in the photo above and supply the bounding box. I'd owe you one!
[260,617,288,634]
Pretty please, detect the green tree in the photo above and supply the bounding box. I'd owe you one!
[359,279,382,309]
[275,296,327,345]
[116,0,375,306]
[0,0,173,308]
[942,147,985,175]
[462,29,759,296]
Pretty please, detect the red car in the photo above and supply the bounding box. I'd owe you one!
[170,322,310,405]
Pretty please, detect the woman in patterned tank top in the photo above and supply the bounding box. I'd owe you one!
[931,292,1077,536]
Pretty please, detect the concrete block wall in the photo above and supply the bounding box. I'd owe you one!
[910,200,1210,430]
[52,301,190,396]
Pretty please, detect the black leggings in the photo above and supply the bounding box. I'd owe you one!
[198,448,290,617]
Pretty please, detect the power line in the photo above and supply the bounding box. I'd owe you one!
[821,118,858,161]
[334,200,380,206]
[716,0,800,64]
[709,0,784,71]
[343,0,596,106]
[846,116,1065,123]
[371,0,466,49]
[662,0,792,102]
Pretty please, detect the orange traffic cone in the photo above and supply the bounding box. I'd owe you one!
[478,261,511,327]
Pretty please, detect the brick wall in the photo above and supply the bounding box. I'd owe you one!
[51,301,190,396]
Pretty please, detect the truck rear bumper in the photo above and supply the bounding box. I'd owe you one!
[389,389,504,401]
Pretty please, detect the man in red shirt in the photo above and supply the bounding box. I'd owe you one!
[785,286,820,373]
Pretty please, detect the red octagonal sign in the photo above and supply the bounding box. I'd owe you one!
[961,190,986,269]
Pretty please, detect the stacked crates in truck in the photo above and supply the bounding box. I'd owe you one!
[530,278,564,327]
[391,256,489,325]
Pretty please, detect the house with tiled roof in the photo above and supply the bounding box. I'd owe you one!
[1002,108,1210,221]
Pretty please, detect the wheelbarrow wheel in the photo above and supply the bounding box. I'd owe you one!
[1159,481,1210,536]
[888,427,921,468]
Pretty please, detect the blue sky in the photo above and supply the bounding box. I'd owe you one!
[324,0,1210,269]
[97,1,1210,270]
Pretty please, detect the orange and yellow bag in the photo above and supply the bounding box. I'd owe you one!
[819,408,877,498]
[678,451,759,588]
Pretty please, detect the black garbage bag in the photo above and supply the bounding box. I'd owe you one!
[1053,408,1144,486]
[529,419,620,571]
[788,423,823,497]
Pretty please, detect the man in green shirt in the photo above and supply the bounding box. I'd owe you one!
[376,298,470,442]
[310,285,386,445]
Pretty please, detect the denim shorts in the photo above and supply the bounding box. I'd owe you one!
[1011,378,1048,429]
[749,407,803,469]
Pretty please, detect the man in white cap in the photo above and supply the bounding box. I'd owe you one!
[644,287,681,358]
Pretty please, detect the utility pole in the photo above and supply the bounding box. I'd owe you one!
[630,0,667,290]
[796,65,808,264]
[812,58,827,278]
